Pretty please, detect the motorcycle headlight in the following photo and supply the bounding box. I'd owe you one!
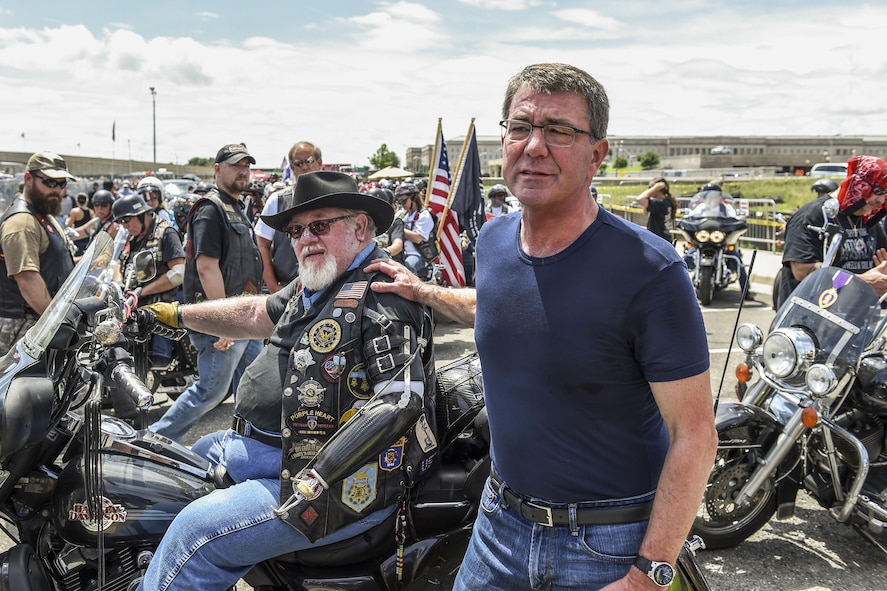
[694,230,710,243]
[736,323,764,353]
[806,364,837,396]
[762,328,816,379]
[709,230,726,243]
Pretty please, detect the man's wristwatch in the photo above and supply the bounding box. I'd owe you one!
[633,555,675,587]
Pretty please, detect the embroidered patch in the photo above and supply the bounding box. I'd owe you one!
[414,414,438,453]
[287,438,322,461]
[347,363,373,399]
[379,437,406,472]
[309,319,341,353]
[297,379,326,407]
[342,464,378,512]
[334,299,359,309]
[336,281,368,300]
[300,505,319,526]
[344,311,357,324]
[288,409,337,437]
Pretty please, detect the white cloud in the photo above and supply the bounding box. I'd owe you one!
[457,0,546,10]
[551,8,623,31]
[196,12,220,21]
[2,3,887,170]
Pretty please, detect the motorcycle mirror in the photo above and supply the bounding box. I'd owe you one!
[133,251,158,283]
[823,198,839,220]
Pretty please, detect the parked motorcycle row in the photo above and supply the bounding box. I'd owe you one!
[10,192,887,589]
[0,232,710,590]
[693,207,887,561]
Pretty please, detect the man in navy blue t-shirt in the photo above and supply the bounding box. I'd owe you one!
[368,63,717,590]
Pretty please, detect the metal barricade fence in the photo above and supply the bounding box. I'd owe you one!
[607,195,782,252]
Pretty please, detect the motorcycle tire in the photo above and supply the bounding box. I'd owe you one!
[771,267,782,311]
[691,444,777,549]
[698,267,715,306]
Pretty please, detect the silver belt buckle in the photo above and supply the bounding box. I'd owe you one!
[527,501,554,527]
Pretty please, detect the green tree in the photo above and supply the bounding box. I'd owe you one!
[188,156,214,167]
[369,144,400,170]
[638,151,661,170]
[614,156,628,170]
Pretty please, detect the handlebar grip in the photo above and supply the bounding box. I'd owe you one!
[110,363,154,409]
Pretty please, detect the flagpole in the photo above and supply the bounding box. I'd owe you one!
[426,118,442,204]
[439,118,475,239]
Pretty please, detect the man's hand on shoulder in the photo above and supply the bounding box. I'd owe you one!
[365,258,425,303]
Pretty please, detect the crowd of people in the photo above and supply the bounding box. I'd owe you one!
[4,60,887,591]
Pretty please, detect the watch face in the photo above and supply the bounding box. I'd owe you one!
[652,563,675,586]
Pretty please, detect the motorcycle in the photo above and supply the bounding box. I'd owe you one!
[677,190,748,305]
[121,250,198,399]
[693,232,887,554]
[0,232,710,590]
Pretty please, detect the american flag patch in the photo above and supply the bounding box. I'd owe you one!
[336,281,368,300]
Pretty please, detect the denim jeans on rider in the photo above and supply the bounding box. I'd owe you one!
[148,332,262,442]
[136,430,394,591]
[403,252,427,278]
[453,477,652,591]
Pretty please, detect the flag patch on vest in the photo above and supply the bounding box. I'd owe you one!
[336,281,368,300]
[342,464,378,512]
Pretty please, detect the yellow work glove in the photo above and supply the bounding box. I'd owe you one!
[140,301,182,329]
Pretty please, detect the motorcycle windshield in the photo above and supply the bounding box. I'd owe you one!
[689,191,728,218]
[771,266,880,369]
[0,231,122,380]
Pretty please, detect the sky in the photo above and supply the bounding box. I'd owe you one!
[1,0,885,170]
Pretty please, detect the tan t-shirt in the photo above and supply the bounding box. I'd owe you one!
[0,211,65,276]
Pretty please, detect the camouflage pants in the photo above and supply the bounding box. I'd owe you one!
[0,316,36,357]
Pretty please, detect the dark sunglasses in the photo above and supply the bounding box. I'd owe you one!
[118,216,133,224]
[866,180,887,196]
[34,173,67,189]
[284,215,353,240]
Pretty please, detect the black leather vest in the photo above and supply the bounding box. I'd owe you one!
[277,266,436,541]
[183,190,262,303]
[0,199,75,318]
[270,189,299,286]
[122,218,178,304]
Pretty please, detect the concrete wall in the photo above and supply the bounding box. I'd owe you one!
[0,150,213,180]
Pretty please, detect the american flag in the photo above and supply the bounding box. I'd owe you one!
[281,155,292,184]
[426,122,465,287]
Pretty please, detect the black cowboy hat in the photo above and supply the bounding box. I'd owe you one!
[261,171,393,236]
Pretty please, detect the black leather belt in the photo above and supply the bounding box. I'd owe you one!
[231,416,282,448]
[490,471,653,527]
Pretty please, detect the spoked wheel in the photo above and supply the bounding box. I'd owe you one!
[698,267,715,306]
[691,446,777,549]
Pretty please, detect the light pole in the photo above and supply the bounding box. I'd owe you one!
[149,86,157,170]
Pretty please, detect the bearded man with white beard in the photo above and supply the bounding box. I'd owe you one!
[136,171,436,590]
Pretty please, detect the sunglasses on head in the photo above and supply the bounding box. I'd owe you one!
[284,215,353,240]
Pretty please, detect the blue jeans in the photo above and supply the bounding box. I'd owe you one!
[136,430,394,591]
[149,332,262,442]
[453,477,652,590]
[404,252,427,277]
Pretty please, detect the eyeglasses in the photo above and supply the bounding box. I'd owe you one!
[291,157,316,168]
[284,215,353,239]
[118,216,133,224]
[94,203,110,208]
[33,173,67,189]
[138,188,160,200]
[499,119,595,147]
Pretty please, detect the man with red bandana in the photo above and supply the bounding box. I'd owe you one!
[778,154,887,308]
